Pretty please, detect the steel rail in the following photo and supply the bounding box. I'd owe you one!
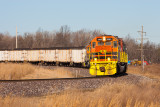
[0,74,128,97]
[0,76,99,82]
[0,73,126,82]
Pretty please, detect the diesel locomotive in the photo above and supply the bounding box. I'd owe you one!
[86,35,128,75]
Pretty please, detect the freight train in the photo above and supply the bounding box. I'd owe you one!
[0,35,128,76]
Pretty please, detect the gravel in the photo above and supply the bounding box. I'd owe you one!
[0,72,156,97]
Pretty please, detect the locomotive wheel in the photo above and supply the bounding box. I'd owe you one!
[116,63,121,74]
[120,65,125,73]
[123,64,127,73]
[117,63,126,74]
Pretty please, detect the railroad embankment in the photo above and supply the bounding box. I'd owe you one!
[0,63,159,107]
[0,80,160,107]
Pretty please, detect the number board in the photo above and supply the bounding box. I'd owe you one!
[106,38,112,41]
[97,38,102,41]
[97,38,112,41]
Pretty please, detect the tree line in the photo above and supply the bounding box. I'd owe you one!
[0,25,159,63]
[124,35,160,63]
[0,26,102,49]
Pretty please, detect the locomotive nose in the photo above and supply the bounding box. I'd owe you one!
[95,46,112,52]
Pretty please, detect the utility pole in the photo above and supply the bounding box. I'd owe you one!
[137,25,147,71]
[16,26,18,49]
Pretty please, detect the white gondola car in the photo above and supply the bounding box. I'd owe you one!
[17,51,22,61]
[4,50,8,61]
[0,47,87,67]
[38,50,45,62]
[71,49,86,63]
[45,50,56,62]
[28,50,39,62]
[9,51,14,61]
[0,51,4,61]
[21,50,27,61]
[56,49,70,62]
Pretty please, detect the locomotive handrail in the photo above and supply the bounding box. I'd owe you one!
[88,51,118,61]
[105,52,106,61]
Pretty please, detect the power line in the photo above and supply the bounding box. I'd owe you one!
[16,26,17,49]
[137,25,148,71]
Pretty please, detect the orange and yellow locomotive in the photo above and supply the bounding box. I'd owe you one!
[86,35,128,75]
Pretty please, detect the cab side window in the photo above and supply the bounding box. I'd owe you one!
[92,42,96,48]
[123,44,127,52]
[113,41,117,48]
[87,47,89,51]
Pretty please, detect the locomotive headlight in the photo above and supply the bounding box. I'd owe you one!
[108,57,110,61]
[103,36,106,41]
[94,58,97,61]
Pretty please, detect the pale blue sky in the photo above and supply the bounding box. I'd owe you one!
[0,0,160,44]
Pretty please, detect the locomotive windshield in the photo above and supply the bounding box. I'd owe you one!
[105,41,111,46]
[98,42,104,46]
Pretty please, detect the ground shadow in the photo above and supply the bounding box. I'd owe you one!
[95,73,128,78]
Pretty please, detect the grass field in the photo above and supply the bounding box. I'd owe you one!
[0,63,73,80]
[0,81,160,107]
[0,63,160,107]
[128,64,160,80]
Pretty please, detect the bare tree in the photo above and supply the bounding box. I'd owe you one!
[124,35,140,60]
[54,25,71,47]
[23,33,34,48]
[0,26,159,63]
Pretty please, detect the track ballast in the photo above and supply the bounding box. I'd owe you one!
[0,73,154,97]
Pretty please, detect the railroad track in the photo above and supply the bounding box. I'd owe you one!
[0,73,154,97]
[0,76,110,97]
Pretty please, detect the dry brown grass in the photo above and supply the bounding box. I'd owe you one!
[0,81,160,107]
[22,67,74,79]
[0,63,73,80]
[128,64,160,79]
[0,63,160,106]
